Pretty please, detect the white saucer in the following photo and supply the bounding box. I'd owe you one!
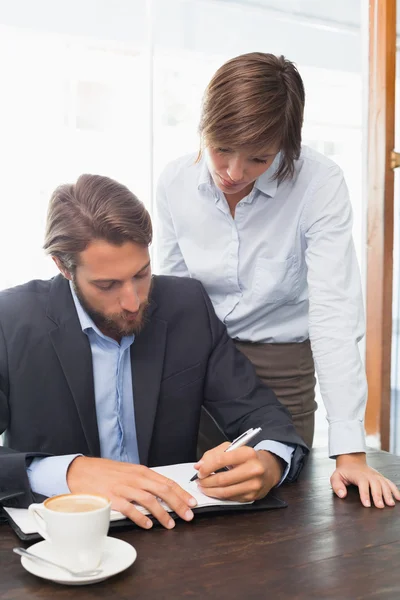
[20,536,137,586]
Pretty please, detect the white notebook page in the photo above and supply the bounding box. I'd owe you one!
[4,462,252,534]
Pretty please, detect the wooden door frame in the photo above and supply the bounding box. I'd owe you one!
[365,0,397,450]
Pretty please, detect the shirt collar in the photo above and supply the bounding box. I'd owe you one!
[69,281,96,333]
[197,155,214,191]
[69,281,134,344]
[196,152,280,199]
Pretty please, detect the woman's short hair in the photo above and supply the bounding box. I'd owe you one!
[198,52,305,181]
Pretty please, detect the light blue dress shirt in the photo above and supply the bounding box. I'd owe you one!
[27,284,138,496]
[156,146,368,457]
[27,284,293,496]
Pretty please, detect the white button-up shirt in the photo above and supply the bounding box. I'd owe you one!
[155,146,367,457]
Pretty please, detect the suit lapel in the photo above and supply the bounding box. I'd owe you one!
[131,314,167,465]
[47,276,100,457]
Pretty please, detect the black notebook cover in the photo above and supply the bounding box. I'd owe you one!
[1,493,287,543]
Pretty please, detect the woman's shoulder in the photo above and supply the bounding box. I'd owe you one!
[297,145,343,179]
[158,152,202,187]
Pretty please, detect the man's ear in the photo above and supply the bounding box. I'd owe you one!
[52,256,72,281]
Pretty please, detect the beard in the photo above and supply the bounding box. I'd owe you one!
[72,277,152,339]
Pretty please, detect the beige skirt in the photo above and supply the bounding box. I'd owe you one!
[234,339,317,448]
[197,339,317,457]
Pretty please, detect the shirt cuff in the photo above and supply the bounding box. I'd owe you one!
[328,420,366,458]
[26,455,82,497]
[254,440,294,487]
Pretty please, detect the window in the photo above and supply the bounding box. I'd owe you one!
[0,0,367,449]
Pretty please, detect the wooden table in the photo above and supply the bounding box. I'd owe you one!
[1,448,400,599]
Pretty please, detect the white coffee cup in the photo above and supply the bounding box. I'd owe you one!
[28,493,111,571]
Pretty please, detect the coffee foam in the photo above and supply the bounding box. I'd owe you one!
[46,495,108,513]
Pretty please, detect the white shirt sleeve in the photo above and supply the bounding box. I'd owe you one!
[254,440,294,486]
[302,165,367,457]
[155,171,191,277]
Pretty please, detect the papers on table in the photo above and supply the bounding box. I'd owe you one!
[3,462,252,534]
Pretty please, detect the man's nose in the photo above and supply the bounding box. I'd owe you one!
[120,284,140,313]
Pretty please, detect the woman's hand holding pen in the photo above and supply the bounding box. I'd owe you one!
[193,442,284,502]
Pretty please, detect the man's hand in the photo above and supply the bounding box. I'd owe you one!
[193,442,284,502]
[67,456,197,529]
[331,452,400,508]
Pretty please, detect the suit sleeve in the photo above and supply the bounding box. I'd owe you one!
[0,321,48,507]
[199,284,309,482]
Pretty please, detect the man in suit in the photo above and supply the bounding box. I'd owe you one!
[0,174,308,530]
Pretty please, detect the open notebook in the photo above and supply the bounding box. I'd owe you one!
[132,463,254,514]
[2,462,287,540]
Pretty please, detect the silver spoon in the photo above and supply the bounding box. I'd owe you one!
[13,547,103,577]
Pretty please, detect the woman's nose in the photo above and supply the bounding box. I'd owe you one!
[227,160,244,182]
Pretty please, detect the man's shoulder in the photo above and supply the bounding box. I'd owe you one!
[151,275,207,315]
[152,274,204,297]
[0,278,53,314]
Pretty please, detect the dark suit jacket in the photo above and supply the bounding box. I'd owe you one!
[0,275,308,507]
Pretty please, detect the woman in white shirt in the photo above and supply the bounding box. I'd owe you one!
[156,52,400,508]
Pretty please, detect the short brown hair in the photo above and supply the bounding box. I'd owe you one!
[198,52,305,181]
[44,174,152,272]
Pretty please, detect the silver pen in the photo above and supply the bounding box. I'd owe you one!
[190,427,262,482]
